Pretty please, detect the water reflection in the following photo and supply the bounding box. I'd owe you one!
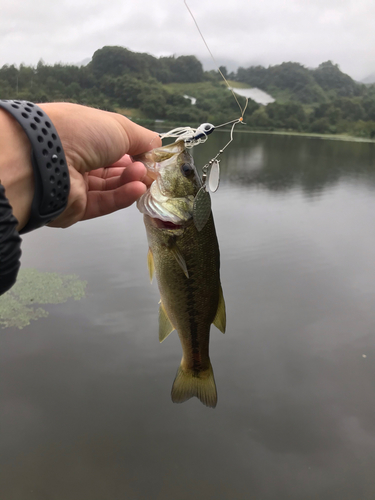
[193,131,375,196]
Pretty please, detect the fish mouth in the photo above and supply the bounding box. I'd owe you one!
[137,189,194,227]
[151,217,183,230]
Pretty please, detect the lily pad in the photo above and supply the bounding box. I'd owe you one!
[0,268,87,329]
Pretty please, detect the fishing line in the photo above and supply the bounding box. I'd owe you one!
[160,1,249,148]
[157,1,250,231]
[183,0,246,117]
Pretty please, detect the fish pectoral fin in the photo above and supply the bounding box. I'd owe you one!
[147,248,155,283]
[213,284,226,334]
[159,301,175,343]
[168,244,189,279]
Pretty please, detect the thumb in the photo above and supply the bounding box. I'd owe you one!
[114,114,162,156]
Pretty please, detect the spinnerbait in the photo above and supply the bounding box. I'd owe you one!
[155,0,249,231]
[159,112,247,231]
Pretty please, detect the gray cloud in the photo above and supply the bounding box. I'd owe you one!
[1,0,374,80]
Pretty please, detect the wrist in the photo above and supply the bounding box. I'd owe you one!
[0,101,70,233]
[0,109,34,231]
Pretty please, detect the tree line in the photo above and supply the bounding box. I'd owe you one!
[1,47,374,138]
[236,61,375,138]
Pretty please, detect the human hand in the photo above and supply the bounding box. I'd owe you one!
[37,103,161,228]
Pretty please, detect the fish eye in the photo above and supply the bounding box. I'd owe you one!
[180,163,194,177]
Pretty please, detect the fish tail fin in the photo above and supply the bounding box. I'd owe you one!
[171,361,217,408]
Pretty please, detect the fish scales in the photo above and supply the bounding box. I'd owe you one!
[145,213,220,372]
[135,141,226,408]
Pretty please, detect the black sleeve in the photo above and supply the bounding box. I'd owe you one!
[0,183,22,295]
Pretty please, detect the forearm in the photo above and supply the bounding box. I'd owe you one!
[0,109,34,231]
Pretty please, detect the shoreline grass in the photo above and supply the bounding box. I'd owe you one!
[233,128,375,143]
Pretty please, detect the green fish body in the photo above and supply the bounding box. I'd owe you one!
[135,141,226,408]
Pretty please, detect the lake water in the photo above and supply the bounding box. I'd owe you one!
[1,132,375,499]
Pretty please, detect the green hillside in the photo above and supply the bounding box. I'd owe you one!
[1,46,374,138]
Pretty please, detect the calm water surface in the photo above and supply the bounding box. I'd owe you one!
[1,133,375,499]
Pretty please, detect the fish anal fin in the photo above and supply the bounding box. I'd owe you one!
[147,248,155,283]
[159,301,175,343]
[213,284,226,333]
[171,361,217,408]
[168,244,189,279]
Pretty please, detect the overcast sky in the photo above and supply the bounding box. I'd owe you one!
[1,0,374,81]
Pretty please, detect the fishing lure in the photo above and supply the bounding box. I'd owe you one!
[159,110,247,231]
[154,0,249,231]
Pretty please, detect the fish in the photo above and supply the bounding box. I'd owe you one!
[134,140,226,408]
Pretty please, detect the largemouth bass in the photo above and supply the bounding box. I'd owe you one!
[134,140,226,408]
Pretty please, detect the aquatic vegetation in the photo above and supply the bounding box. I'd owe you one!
[0,268,86,329]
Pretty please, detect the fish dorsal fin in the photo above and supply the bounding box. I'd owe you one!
[213,284,226,333]
[147,248,154,283]
[169,243,189,278]
[159,301,175,342]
